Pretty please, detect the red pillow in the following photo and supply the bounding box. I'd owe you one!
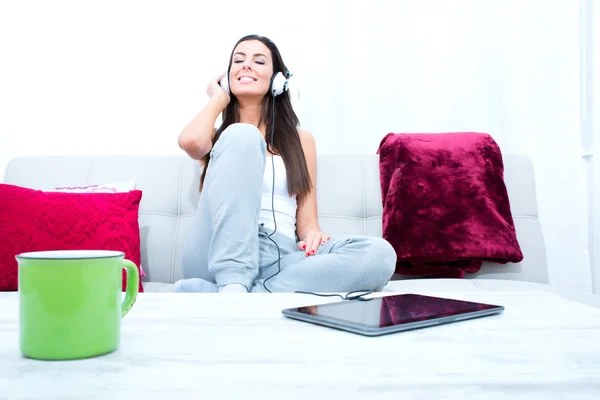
[0,183,144,292]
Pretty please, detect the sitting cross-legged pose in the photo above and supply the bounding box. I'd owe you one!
[174,34,397,294]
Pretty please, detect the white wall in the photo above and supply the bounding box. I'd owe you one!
[0,0,595,293]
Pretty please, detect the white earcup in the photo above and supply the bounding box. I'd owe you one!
[219,72,230,94]
[270,72,288,97]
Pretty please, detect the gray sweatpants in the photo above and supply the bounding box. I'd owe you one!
[175,123,397,293]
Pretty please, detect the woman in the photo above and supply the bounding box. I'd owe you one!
[174,34,396,293]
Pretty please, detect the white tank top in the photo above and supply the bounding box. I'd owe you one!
[259,155,297,240]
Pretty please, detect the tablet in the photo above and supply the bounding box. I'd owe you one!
[282,293,504,337]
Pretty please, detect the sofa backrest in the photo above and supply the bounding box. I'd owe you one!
[3,153,548,285]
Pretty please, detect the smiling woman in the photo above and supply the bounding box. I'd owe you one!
[175,34,397,294]
[228,45,271,97]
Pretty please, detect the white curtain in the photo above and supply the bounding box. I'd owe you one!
[0,0,593,292]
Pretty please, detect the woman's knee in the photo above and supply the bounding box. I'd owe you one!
[329,235,396,290]
[218,123,264,150]
[210,123,266,165]
[366,237,397,280]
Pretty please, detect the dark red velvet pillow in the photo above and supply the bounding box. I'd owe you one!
[0,183,144,292]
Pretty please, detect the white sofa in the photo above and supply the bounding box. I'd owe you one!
[3,153,553,293]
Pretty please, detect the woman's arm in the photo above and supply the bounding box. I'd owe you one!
[177,97,223,160]
[178,75,229,160]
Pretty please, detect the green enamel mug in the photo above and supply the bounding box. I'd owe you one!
[16,250,139,360]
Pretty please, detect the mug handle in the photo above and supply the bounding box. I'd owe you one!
[121,259,140,318]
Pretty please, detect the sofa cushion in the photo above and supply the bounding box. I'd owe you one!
[46,181,137,193]
[0,183,144,292]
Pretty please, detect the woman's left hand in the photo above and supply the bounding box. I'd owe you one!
[298,230,331,256]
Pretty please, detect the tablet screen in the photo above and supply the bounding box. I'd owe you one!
[293,294,503,328]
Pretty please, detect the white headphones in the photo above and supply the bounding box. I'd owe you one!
[220,69,292,97]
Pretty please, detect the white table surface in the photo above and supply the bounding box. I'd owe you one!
[2,289,600,400]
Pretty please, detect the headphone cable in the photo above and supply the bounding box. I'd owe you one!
[262,96,281,293]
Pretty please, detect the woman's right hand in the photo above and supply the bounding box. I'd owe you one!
[206,72,230,110]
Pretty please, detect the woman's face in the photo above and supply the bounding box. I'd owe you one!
[229,40,274,98]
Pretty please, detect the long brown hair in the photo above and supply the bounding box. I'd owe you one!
[199,34,312,203]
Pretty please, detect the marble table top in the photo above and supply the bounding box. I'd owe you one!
[1,289,600,399]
